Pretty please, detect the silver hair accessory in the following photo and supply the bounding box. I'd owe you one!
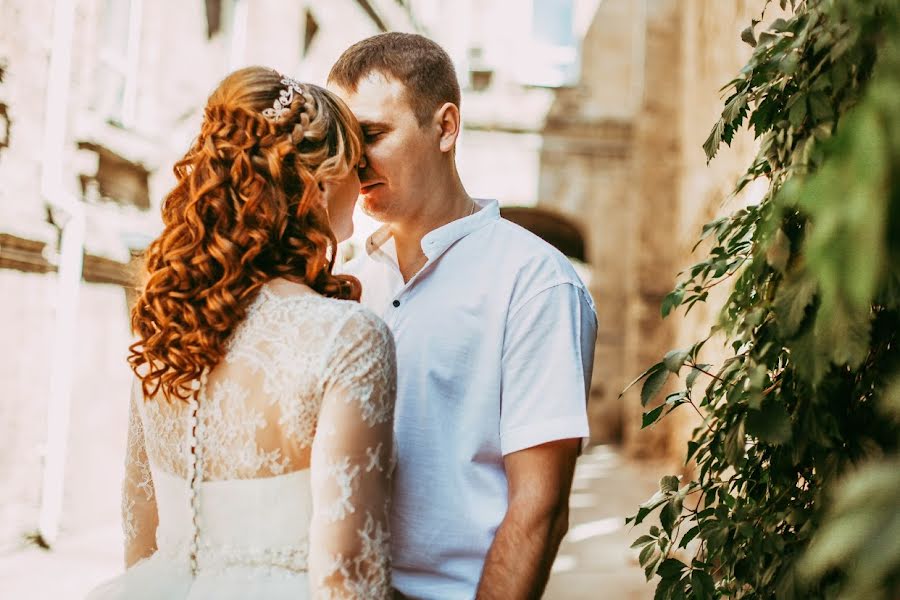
[262,77,307,123]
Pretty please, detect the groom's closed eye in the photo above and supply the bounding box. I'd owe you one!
[360,120,392,144]
[364,133,383,144]
[363,129,386,143]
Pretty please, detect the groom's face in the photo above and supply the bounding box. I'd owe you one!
[329,73,436,223]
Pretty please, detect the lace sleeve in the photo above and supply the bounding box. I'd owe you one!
[309,308,397,599]
[122,378,158,567]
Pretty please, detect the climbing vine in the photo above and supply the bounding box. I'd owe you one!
[625,1,900,597]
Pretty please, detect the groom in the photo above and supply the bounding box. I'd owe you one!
[329,33,597,599]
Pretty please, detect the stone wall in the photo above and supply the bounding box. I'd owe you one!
[621,0,766,458]
[621,0,685,457]
[526,0,646,443]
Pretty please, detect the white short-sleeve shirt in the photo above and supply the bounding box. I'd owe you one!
[341,199,597,599]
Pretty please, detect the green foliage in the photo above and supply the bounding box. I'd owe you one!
[625,1,900,597]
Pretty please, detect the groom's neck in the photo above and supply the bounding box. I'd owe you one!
[390,177,471,280]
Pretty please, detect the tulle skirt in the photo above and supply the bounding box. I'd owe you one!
[85,553,310,600]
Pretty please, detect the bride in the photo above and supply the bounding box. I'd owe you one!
[87,67,396,599]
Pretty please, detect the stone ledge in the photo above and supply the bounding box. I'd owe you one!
[0,232,136,287]
[0,233,54,274]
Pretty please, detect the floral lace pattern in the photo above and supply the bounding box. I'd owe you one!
[313,514,392,599]
[309,306,396,598]
[122,384,157,564]
[120,284,397,598]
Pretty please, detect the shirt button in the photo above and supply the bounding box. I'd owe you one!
[392,300,400,308]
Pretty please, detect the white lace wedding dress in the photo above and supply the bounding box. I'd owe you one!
[86,283,397,599]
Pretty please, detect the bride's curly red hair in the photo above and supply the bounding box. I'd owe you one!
[129,67,362,402]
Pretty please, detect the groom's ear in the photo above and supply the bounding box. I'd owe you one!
[435,102,461,154]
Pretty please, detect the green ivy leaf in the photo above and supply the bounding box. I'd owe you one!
[703,119,725,162]
[660,499,680,535]
[815,299,872,370]
[765,229,791,273]
[748,363,767,391]
[773,273,818,337]
[809,92,833,121]
[741,25,757,47]
[664,349,690,374]
[771,18,791,32]
[723,92,749,124]
[660,475,680,493]
[680,525,702,549]
[691,569,715,597]
[639,541,656,567]
[745,402,792,445]
[831,58,849,90]
[644,554,662,581]
[758,31,777,47]
[790,326,830,385]
[686,440,701,462]
[665,392,687,408]
[789,95,808,127]
[724,419,746,466]
[642,367,670,406]
[685,364,711,390]
[642,405,666,429]
[661,287,685,318]
[780,52,800,74]
[622,362,664,397]
[657,558,687,578]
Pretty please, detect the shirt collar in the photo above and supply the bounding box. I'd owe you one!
[365,199,500,261]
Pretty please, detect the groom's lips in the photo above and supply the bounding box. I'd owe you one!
[360,182,383,194]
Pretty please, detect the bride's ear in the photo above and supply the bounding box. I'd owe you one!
[315,179,330,208]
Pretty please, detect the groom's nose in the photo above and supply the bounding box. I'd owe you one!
[358,158,377,183]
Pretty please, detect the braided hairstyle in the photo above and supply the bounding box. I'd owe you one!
[129,66,363,402]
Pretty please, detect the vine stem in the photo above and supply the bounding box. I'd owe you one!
[686,398,714,434]
[686,362,737,388]
[699,259,750,291]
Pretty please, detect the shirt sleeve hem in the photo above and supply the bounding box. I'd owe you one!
[500,416,590,456]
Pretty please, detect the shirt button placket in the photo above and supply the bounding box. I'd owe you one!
[392,299,400,308]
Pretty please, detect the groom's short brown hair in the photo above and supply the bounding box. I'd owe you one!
[328,32,461,127]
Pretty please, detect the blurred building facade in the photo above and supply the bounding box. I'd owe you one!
[0,0,418,554]
[0,0,764,552]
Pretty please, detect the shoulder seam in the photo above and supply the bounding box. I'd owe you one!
[508,281,592,322]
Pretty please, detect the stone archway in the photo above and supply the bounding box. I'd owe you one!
[500,205,587,263]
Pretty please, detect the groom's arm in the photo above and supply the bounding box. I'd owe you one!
[476,281,596,598]
[475,438,580,599]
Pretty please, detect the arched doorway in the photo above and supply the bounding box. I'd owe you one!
[499,205,587,263]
